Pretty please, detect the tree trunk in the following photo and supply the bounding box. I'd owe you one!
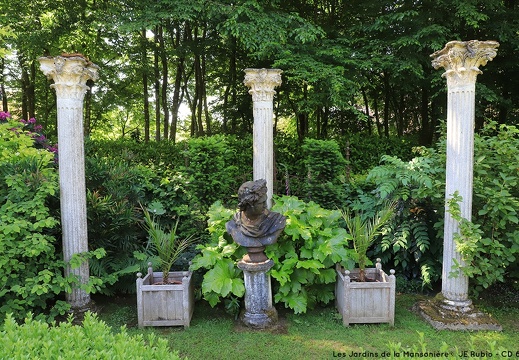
[194,53,204,137]
[142,29,150,142]
[19,56,29,120]
[382,72,390,137]
[1,58,8,112]
[158,25,169,141]
[154,27,161,141]
[420,86,431,145]
[28,61,36,119]
[395,93,404,137]
[168,22,184,143]
[201,35,211,136]
[224,36,238,134]
[316,106,321,139]
[361,88,372,135]
[296,84,309,141]
[85,81,92,136]
[373,93,382,136]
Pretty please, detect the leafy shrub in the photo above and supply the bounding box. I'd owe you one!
[0,312,180,359]
[0,118,69,321]
[85,156,154,294]
[274,134,306,197]
[302,138,347,209]
[189,201,246,312]
[268,196,352,313]
[181,135,241,209]
[449,122,519,294]
[338,133,418,175]
[88,133,416,202]
[85,137,182,169]
[351,121,519,294]
[359,150,445,287]
[191,196,353,314]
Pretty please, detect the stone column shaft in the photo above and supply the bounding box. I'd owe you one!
[39,55,99,309]
[238,259,277,328]
[431,40,498,306]
[244,68,282,209]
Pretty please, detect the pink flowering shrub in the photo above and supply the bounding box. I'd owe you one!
[0,112,58,158]
[0,111,11,121]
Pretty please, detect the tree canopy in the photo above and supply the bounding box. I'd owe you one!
[1,0,517,144]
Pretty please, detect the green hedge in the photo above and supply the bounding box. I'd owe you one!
[88,133,417,207]
[0,312,180,359]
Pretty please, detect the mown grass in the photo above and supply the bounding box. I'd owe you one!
[95,292,519,360]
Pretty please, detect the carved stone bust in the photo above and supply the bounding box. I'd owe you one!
[226,179,286,263]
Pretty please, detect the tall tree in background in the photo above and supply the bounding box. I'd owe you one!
[1,0,517,142]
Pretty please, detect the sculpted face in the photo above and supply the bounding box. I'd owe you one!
[226,179,287,263]
[244,194,267,219]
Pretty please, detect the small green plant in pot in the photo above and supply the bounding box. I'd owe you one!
[340,201,396,282]
[141,207,197,285]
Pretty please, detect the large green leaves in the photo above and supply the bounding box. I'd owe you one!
[191,196,354,314]
[269,195,352,313]
[201,259,245,306]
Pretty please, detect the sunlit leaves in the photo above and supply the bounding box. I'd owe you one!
[192,195,354,314]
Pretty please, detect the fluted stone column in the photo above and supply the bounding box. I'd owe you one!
[39,55,99,310]
[431,40,498,307]
[237,259,278,328]
[244,68,282,209]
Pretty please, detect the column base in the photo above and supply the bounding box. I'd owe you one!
[440,298,473,313]
[414,295,501,331]
[240,307,278,329]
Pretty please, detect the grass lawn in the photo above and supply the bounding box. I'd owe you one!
[95,289,519,360]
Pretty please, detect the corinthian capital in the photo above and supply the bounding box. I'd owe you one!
[430,40,499,89]
[39,55,99,100]
[244,68,282,102]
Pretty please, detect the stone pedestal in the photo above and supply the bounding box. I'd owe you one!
[237,259,278,328]
[244,68,282,209]
[39,55,99,310]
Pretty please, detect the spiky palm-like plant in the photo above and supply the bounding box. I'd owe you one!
[341,201,396,282]
[142,208,197,284]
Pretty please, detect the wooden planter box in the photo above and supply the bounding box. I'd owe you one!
[335,259,396,326]
[136,265,194,328]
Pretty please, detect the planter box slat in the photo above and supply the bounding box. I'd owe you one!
[136,270,194,328]
[335,260,396,326]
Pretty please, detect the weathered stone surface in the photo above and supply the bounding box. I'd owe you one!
[238,259,278,329]
[38,55,99,310]
[415,297,502,331]
[243,68,282,209]
[430,41,498,306]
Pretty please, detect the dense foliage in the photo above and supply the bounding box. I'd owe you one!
[450,122,519,295]
[1,0,518,143]
[0,312,180,359]
[1,100,517,320]
[85,155,152,294]
[0,115,69,321]
[355,122,519,294]
[191,121,519,312]
[302,138,347,209]
[190,197,354,315]
[359,149,446,286]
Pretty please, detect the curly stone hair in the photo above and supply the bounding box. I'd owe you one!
[237,179,267,211]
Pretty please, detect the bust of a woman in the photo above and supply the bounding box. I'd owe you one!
[226,179,286,263]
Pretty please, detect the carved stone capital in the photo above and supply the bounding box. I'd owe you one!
[244,68,282,102]
[430,40,499,89]
[39,55,99,100]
